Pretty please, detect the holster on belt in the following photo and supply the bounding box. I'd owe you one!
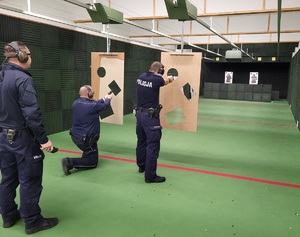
[7,129,17,144]
[148,104,163,118]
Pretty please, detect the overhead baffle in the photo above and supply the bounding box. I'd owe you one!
[164,0,197,21]
[87,3,123,24]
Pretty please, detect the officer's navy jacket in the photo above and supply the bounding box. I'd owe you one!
[0,63,48,144]
[71,97,111,137]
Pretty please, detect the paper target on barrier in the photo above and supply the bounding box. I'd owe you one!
[91,52,124,125]
[225,71,233,84]
[160,52,202,132]
[249,72,259,85]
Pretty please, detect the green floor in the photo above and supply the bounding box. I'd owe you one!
[1,98,300,237]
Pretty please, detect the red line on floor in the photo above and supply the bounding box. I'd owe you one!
[201,101,288,108]
[200,117,296,127]
[58,149,300,189]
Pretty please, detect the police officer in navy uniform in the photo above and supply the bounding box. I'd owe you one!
[61,85,113,175]
[0,41,58,234]
[135,61,174,183]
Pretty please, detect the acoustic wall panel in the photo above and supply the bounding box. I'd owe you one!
[73,32,87,52]
[236,84,245,92]
[29,69,45,91]
[203,90,212,98]
[62,90,76,109]
[272,91,280,100]
[44,70,61,90]
[42,48,60,69]
[253,93,262,101]
[61,70,76,89]
[75,51,88,70]
[21,21,42,46]
[42,25,59,48]
[204,82,213,90]
[44,111,63,134]
[74,70,89,89]
[62,109,72,131]
[87,36,106,52]
[211,91,220,99]
[228,84,237,92]
[58,29,75,50]
[253,84,263,93]
[219,91,227,99]
[244,84,253,92]
[262,93,271,102]
[60,50,75,69]
[263,84,272,93]
[37,91,46,114]
[204,82,272,102]
[227,91,236,100]
[45,91,62,112]
[30,46,44,69]
[244,92,253,101]
[220,83,228,91]
[0,15,22,42]
[212,82,220,91]
[236,92,244,100]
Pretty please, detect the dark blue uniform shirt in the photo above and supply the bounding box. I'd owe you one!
[136,71,165,109]
[0,63,48,144]
[71,97,111,136]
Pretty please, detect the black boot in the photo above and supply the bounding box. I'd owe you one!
[61,158,71,175]
[3,211,21,228]
[145,175,166,183]
[25,217,58,235]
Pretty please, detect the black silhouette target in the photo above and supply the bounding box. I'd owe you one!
[167,68,178,77]
[97,67,106,78]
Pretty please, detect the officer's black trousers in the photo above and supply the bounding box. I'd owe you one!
[136,111,162,180]
[0,132,44,228]
[69,133,99,169]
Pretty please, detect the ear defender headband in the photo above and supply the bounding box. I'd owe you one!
[157,64,165,76]
[84,85,95,99]
[5,42,29,63]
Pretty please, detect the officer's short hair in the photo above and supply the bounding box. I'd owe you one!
[150,61,163,72]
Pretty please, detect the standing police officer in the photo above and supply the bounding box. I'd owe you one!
[0,41,58,234]
[61,85,113,175]
[135,61,174,183]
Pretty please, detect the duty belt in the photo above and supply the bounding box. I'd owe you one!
[137,107,149,113]
[137,105,163,118]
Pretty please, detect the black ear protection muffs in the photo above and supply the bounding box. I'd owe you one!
[157,64,165,76]
[5,42,29,63]
[85,85,95,99]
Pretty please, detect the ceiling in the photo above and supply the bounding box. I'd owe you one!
[0,0,300,61]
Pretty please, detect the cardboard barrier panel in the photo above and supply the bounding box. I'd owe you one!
[91,52,124,125]
[160,52,202,132]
